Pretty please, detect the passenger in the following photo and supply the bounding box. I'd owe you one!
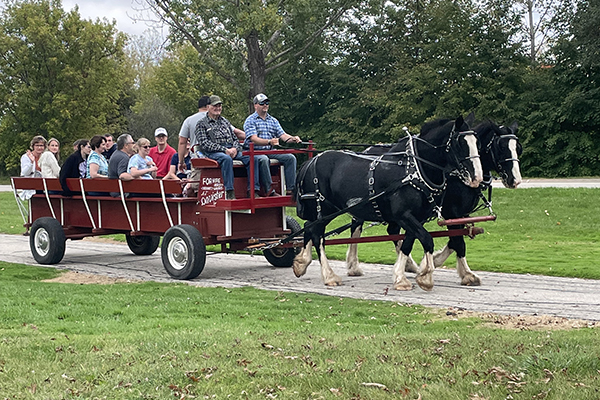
[20,135,46,178]
[196,95,260,200]
[108,134,135,198]
[59,139,90,196]
[128,138,157,179]
[39,138,61,178]
[243,93,302,196]
[86,135,109,179]
[164,139,191,181]
[177,95,210,174]
[108,134,135,181]
[102,134,118,160]
[149,127,176,179]
[72,138,85,152]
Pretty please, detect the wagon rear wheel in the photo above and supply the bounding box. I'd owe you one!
[126,233,160,255]
[161,225,206,280]
[30,217,66,265]
[263,216,302,268]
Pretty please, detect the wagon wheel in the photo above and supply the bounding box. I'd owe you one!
[29,217,66,265]
[126,233,160,255]
[161,224,206,280]
[263,216,302,268]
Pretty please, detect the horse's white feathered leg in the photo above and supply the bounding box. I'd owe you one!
[433,245,454,268]
[392,252,412,290]
[415,252,435,291]
[394,240,419,273]
[319,243,342,286]
[456,257,481,286]
[293,240,313,277]
[346,227,363,276]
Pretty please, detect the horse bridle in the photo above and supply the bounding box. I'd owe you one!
[487,133,521,182]
[445,127,480,184]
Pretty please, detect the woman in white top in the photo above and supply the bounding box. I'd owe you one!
[39,137,61,178]
[20,135,46,178]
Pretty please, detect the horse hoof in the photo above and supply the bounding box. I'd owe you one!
[416,275,434,291]
[347,268,364,277]
[325,278,342,286]
[404,263,419,274]
[461,275,481,286]
[393,279,413,291]
[292,262,307,278]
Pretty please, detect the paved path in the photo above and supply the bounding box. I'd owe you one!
[2,233,599,321]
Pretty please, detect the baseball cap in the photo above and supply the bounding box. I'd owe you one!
[253,93,269,104]
[198,95,211,108]
[154,127,168,137]
[209,95,223,105]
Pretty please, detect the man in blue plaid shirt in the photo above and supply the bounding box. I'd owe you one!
[196,95,260,200]
[243,93,302,196]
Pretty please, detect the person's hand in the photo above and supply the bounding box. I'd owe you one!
[149,165,158,173]
[270,137,280,146]
[292,135,302,143]
[178,162,187,173]
[26,150,35,161]
[226,147,237,158]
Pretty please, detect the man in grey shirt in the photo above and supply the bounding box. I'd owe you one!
[108,134,135,196]
[177,95,210,173]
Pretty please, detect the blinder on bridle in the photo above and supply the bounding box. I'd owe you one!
[445,125,480,183]
[488,132,522,182]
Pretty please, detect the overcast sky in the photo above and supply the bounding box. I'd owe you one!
[61,0,162,37]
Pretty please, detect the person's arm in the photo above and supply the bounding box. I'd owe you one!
[89,163,107,179]
[20,153,35,177]
[163,164,180,181]
[233,126,245,140]
[177,136,188,173]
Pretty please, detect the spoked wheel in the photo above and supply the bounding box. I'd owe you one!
[29,217,66,264]
[263,216,302,268]
[126,233,160,255]
[161,225,206,280]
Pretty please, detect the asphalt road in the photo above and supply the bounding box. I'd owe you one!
[1,233,599,321]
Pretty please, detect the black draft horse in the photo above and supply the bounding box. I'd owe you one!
[293,116,483,291]
[345,120,522,286]
[430,121,522,284]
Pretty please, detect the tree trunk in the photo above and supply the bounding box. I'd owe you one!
[246,30,266,110]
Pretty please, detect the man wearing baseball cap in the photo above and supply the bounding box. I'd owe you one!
[149,127,176,179]
[195,95,260,200]
[243,93,301,196]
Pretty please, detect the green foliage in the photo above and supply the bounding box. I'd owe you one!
[0,0,131,174]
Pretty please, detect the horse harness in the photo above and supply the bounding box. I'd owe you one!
[299,129,478,222]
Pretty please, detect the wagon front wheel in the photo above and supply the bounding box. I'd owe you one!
[263,216,302,268]
[126,233,160,255]
[30,217,66,264]
[161,225,206,280]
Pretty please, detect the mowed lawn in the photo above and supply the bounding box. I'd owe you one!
[1,187,600,279]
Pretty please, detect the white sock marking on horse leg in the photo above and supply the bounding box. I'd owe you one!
[416,252,435,291]
[392,252,412,290]
[292,240,313,277]
[346,229,363,276]
[319,243,341,286]
[433,245,454,268]
[457,257,481,286]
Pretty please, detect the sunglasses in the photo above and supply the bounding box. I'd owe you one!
[142,145,150,149]
[258,100,270,106]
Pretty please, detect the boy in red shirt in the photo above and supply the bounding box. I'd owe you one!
[149,127,177,179]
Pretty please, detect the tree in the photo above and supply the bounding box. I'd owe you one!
[138,0,369,104]
[0,0,129,174]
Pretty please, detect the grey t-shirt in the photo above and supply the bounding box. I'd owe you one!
[179,111,207,149]
[108,150,130,179]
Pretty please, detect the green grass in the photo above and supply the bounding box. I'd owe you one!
[0,261,599,399]
[3,188,600,279]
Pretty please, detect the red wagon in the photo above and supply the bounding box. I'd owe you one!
[12,145,494,280]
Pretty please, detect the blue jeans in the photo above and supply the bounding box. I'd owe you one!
[207,151,260,191]
[256,153,297,192]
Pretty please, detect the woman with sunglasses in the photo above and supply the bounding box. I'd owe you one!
[128,138,157,179]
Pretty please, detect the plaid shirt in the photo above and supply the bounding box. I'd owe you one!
[243,112,286,150]
[196,115,242,154]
